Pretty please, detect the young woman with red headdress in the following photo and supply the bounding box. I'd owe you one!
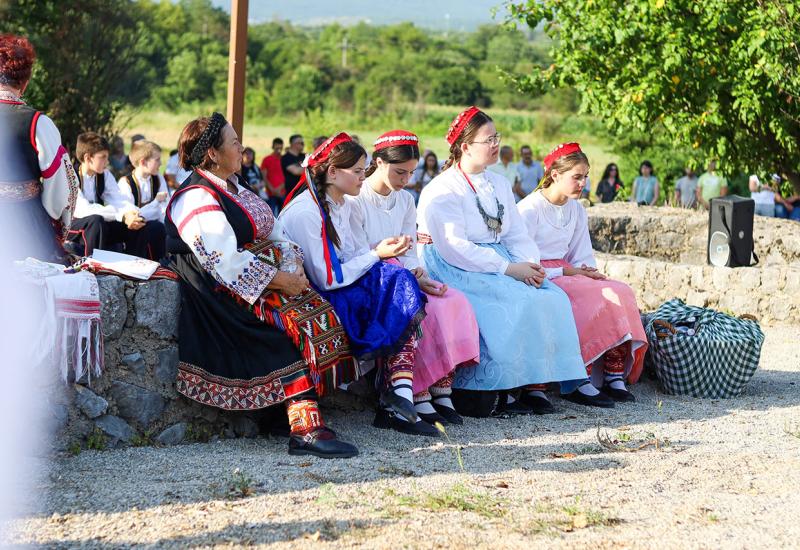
[517,143,647,401]
[349,130,480,425]
[165,114,360,459]
[416,107,615,417]
[280,133,439,437]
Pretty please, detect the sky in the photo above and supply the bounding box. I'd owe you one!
[210,0,510,31]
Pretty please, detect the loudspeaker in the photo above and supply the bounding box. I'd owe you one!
[707,195,757,267]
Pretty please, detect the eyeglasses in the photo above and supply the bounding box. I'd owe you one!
[472,133,502,146]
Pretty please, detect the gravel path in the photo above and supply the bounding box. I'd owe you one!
[9,325,800,549]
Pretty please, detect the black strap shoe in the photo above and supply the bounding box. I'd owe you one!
[603,384,636,402]
[379,390,418,423]
[496,391,536,415]
[432,402,464,425]
[560,386,616,408]
[518,392,556,415]
[373,409,440,437]
[288,428,358,459]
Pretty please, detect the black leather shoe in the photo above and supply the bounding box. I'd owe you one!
[603,384,636,402]
[432,403,464,425]
[373,409,439,437]
[417,410,449,426]
[288,429,358,459]
[560,389,615,408]
[496,392,536,415]
[518,393,556,415]
[379,391,418,423]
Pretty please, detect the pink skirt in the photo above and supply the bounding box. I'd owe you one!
[413,286,480,392]
[542,259,647,384]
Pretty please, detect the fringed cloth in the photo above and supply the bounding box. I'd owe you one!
[14,258,103,383]
[229,240,358,398]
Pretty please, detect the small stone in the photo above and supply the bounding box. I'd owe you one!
[95,415,135,442]
[121,352,147,375]
[50,403,69,431]
[156,346,179,384]
[134,280,180,339]
[109,381,166,428]
[97,276,127,339]
[156,423,187,446]
[74,385,108,419]
[230,416,259,438]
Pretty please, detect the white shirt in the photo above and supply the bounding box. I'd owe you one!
[118,172,168,222]
[168,170,282,305]
[33,114,79,233]
[279,189,379,290]
[165,153,192,187]
[74,169,137,222]
[416,167,540,274]
[350,180,420,270]
[517,191,596,278]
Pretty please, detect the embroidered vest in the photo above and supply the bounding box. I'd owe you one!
[76,167,106,205]
[124,173,160,208]
[0,102,40,183]
[165,171,257,255]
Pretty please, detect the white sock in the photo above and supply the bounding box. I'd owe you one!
[606,376,627,391]
[527,390,550,401]
[577,382,600,396]
[414,401,437,415]
[433,396,455,410]
[506,393,517,404]
[391,382,413,404]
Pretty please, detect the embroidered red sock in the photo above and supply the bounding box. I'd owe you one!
[286,399,333,439]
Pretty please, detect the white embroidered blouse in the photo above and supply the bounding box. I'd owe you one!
[279,189,380,291]
[350,180,420,270]
[416,166,540,274]
[168,169,285,304]
[516,190,596,278]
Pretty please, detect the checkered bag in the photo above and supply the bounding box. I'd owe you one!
[642,299,764,398]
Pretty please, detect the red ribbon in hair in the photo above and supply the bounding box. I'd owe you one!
[543,142,583,171]
[446,106,481,145]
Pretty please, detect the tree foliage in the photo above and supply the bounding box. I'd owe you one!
[508,0,800,190]
[0,0,147,150]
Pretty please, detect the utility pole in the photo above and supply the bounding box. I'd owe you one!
[341,36,349,68]
[226,0,248,141]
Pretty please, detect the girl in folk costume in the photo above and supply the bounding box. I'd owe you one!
[165,114,360,459]
[351,130,480,425]
[0,34,79,262]
[517,143,647,402]
[417,107,615,416]
[280,133,437,437]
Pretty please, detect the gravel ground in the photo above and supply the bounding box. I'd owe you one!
[8,325,800,549]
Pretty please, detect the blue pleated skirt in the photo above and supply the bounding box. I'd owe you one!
[318,261,426,360]
[420,243,586,391]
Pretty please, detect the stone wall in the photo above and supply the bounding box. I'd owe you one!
[587,203,800,267]
[596,253,800,325]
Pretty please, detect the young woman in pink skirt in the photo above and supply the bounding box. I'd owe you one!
[351,130,480,425]
[517,143,647,402]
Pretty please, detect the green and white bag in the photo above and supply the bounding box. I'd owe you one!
[642,299,764,398]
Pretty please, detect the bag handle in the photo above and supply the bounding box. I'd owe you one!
[652,319,676,338]
[738,313,759,322]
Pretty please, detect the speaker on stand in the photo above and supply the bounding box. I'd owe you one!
[707,195,758,267]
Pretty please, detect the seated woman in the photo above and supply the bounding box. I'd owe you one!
[351,130,480,425]
[416,107,613,416]
[280,133,438,437]
[165,114,360,459]
[517,143,648,402]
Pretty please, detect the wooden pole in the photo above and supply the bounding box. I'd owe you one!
[226,0,248,141]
